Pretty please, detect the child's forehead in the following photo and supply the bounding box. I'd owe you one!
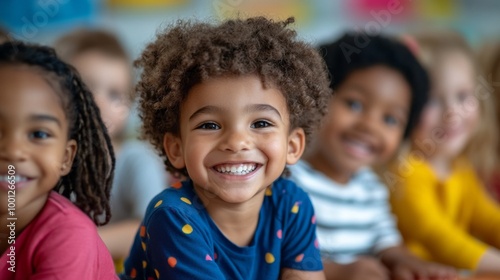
[340,66,411,109]
[181,75,290,115]
[343,65,410,91]
[185,74,284,99]
[0,66,67,116]
[2,64,64,92]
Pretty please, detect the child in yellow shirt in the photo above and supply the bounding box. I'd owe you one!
[388,31,500,273]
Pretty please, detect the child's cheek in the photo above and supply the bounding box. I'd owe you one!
[415,105,442,139]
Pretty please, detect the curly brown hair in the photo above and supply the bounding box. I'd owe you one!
[136,17,331,177]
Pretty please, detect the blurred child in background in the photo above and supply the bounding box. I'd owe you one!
[289,32,457,280]
[0,41,116,279]
[389,31,500,273]
[478,40,500,201]
[54,29,168,269]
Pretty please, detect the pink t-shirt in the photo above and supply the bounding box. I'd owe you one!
[0,191,117,279]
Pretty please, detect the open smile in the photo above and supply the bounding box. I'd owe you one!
[0,174,33,191]
[342,136,376,160]
[213,163,260,176]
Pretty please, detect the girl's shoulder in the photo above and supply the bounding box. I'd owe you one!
[11,192,116,279]
[15,191,107,259]
[37,191,98,229]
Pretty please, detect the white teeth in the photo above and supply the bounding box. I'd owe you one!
[0,175,28,182]
[349,139,370,150]
[215,164,257,175]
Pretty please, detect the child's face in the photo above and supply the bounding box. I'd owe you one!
[164,75,304,205]
[311,66,410,181]
[70,51,131,139]
[412,52,478,160]
[0,66,76,216]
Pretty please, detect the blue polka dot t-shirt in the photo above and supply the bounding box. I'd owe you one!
[122,177,322,280]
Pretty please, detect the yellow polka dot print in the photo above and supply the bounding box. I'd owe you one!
[142,260,147,268]
[155,269,160,278]
[265,188,272,196]
[180,197,192,205]
[291,202,299,214]
[182,224,193,234]
[265,253,275,264]
[154,200,163,208]
[141,241,146,251]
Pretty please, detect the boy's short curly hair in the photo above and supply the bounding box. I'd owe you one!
[136,17,331,177]
[319,33,429,138]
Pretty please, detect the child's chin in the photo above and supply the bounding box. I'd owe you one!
[219,190,263,204]
[343,157,371,171]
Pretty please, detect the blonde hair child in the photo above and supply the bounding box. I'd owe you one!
[389,30,500,273]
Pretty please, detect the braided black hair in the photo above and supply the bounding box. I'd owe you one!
[0,41,114,225]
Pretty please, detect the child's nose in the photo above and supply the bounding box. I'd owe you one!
[0,135,26,162]
[358,110,381,133]
[220,128,251,152]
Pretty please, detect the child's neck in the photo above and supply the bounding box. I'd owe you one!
[112,138,123,155]
[304,154,353,185]
[410,145,453,180]
[194,186,265,247]
[426,155,453,181]
[0,193,49,255]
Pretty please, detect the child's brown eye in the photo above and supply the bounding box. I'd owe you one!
[197,122,220,130]
[456,91,472,103]
[251,120,272,128]
[384,115,399,126]
[30,131,50,139]
[109,89,124,103]
[345,99,362,112]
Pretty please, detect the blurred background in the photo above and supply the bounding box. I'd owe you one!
[2,0,500,59]
[2,0,500,133]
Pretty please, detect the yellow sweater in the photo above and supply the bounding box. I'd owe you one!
[389,156,500,269]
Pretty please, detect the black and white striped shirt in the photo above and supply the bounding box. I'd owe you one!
[288,160,401,264]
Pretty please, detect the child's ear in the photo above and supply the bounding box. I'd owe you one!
[163,133,186,169]
[286,127,306,165]
[61,139,77,176]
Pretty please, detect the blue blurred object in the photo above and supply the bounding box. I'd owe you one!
[0,0,98,40]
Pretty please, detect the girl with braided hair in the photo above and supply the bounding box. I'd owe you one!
[0,41,117,279]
